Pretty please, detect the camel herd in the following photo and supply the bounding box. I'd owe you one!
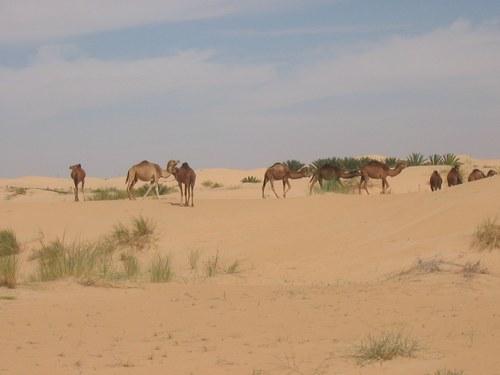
[68,159,498,204]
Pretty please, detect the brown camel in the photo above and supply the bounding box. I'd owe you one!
[487,169,497,177]
[309,164,360,194]
[468,169,486,182]
[429,170,443,192]
[447,166,463,187]
[358,160,407,194]
[166,160,196,207]
[69,164,86,202]
[126,160,171,200]
[262,163,310,199]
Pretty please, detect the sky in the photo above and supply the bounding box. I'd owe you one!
[1,1,500,177]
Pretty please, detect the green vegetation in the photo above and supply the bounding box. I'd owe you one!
[353,331,419,365]
[201,180,224,188]
[89,187,129,201]
[205,252,220,277]
[241,176,261,183]
[384,157,398,168]
[442,153,460,166]
[112,216,156,251]
[0,230,20,288]
[188,249,201,271]
[135,183,176,196]
[428,154,443,165]
[473,217,500,251]
[150,255,173,282]
[284,159,305,172]
[406,152,427,166]
[313,178,357,194]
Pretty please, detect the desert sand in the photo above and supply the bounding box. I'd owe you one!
[1,157,500,374]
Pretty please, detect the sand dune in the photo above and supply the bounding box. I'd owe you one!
[1,161,500,374]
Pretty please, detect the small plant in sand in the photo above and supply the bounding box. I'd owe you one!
[120,253,140,279]
[112,216,156,251]
[241,176,261,183]
[429,370,464,375]
[33,237,117,281]
[205,252,220,277]
[5,186,28,199]
[188,249,201,271]
[352,331,419,365]
[150,255,173,282]
[461,261,488,279]
[0,230,20,288]
[89,187,129,201]
[472,218,500,251]
[428,154,443,165]
[201,180,223,189]
[442,153,460,166]
[225,260,240,274]
[313,178,357,195]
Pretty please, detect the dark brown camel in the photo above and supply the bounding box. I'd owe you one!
[429,170,443,192]
[447,166,463,187]
[309,164,360,194]
[468,169,486,182]
[69,164,86,202]
[167,160,196,207]
[358,160,406,194]
[487,169,497,177]
[262,163,310,199]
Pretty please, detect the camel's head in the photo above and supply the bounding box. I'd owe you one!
[69,164,81,171]
[298,166,312,177]
[166,160,180,174]
[487,169,498,177]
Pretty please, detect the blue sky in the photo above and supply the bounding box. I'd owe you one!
[1,1,500,177]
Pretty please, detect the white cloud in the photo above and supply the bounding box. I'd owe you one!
[0,0,314,44]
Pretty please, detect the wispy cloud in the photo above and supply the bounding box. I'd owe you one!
[0,0,320,44]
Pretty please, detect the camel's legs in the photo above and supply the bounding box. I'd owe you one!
[381,177,390,194]
[283,178,291,198]
[81,180,85,202]
[309,175,317,195]
[127,179,137,200]
[73,180,79,202]
[359,175,370,194]
[261,176,268,199]
[155,182,160,199]
[269,178,280,199]
[190,183,194,207]
[178,182,184,205]
[143,182,155,198]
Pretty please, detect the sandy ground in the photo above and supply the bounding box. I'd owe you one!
[1,157,500,374]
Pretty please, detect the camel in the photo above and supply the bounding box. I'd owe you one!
[487,169,498,177]
[429,170,443,192]
[358,160,406,195]
[166,160,196,207]
[125,160,171,200]
[262,163,310,199]
[69,164,86,202]
[447,166,463,187]
[309,164,360,194]
[468,169,486,182]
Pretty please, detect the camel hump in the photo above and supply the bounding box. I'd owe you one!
[270,162,283,168]
[138,160,150,165]
[366,160,387,168]
[181,162,190,168]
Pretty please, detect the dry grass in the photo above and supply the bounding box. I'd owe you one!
[201,180,224,188]
[472,217,500,251]
[89,188,129,201]
[120,253,140,279]
[150,255,173,282]
[394,257,487,280]
[241,176,261,183]
[188,249,201,271]
[429,370,464,375]
[205,252,220,277]
[0,229,20,288]
[112,216,156,251]
[352,331,419,365]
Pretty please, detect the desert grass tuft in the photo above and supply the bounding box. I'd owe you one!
[120,253,140,279]
[461,261,488,279]
[241,176,261,183]
[112,216,156,251]
[201,180,223,189]
[188,249,201,271]
[429,370,464,375]
[472,217,500,251]
[352,331,419,365]
[150,255,173,282]
[89,188,129,201]
[135,183,177,196]
[0,229,20,288]
[225,260,240,274]
[205,252,220,277]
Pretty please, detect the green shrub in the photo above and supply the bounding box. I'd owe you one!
[135,183,177,196]
[89,188,129,201]
[0,255,18,288]
[428,154,443,165]
[120,254,140,279]
[442,153,460,166]
[201,180,224,188]
[284,160,305,172]
[241,176,261,183]
[406,153,427,166]
[150,255,173,282]
[353,332,419,365]
[473,218,500,251]
[0,230,20,257]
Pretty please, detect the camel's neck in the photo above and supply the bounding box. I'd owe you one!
[289,171,306,179]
